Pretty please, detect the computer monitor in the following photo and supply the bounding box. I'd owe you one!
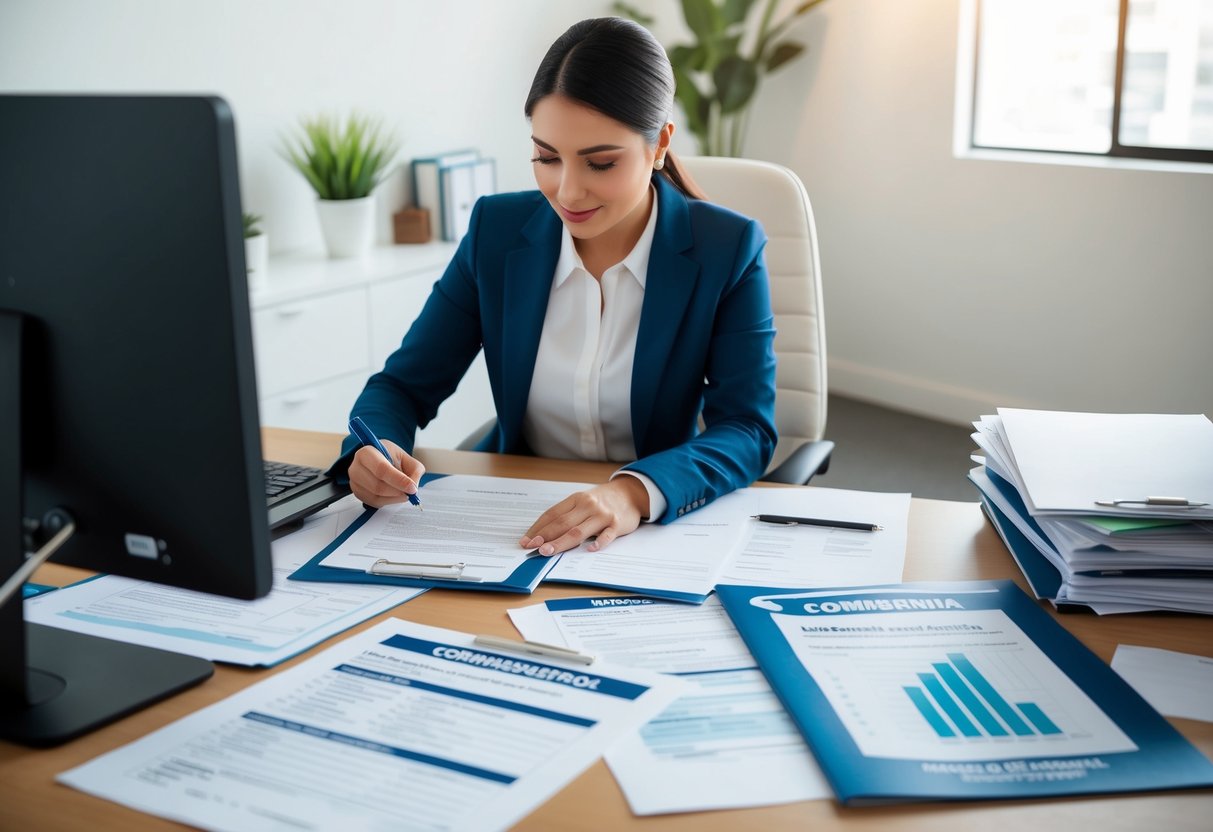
[0,95,273,746]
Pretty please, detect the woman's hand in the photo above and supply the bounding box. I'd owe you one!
[348,440,425,508]
[520,477,650,556]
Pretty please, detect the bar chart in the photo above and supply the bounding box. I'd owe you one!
[780,608,1137,762]
[904,652,1063,739]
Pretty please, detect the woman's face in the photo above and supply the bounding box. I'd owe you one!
[529,94,669,249]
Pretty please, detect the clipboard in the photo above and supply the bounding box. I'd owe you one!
[287,474,559,594]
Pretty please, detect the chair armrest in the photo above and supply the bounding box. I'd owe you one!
[455,419,497,451]
[759,439,835,485]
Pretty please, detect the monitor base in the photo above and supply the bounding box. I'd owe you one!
[0,623,213,747]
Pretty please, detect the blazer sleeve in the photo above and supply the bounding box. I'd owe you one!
[624,219,778,522]
[326,200,487,481]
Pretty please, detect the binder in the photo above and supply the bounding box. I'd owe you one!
[409,149,479,240]
[440,158,496,242]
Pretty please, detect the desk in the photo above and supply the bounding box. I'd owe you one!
[2,428,1210,831]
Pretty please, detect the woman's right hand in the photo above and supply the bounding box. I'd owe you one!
[348,440,425,508]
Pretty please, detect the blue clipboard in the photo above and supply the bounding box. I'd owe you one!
[287,473,556,594]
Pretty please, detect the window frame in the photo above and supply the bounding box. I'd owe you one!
[969,0,1213,165]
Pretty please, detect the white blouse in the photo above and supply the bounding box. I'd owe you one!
[521,189,667,521]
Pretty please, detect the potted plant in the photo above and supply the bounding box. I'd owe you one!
[280,113,400,258]
[242,211,268,290]
[614,0,827,157]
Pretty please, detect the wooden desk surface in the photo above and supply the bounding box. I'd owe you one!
[2,428,1210,831]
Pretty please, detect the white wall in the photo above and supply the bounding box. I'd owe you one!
[0,0,610,253]
[653,0,1213,423]
[5,0,1211,423]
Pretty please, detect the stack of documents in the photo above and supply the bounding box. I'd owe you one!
[969,409,1213,614]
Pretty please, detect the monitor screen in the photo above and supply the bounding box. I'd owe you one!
[0,95,273,745]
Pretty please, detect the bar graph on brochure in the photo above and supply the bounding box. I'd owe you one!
[776,608,1137,763]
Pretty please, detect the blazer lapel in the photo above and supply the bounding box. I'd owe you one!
[500,202,561,449]
[632,176,699,452]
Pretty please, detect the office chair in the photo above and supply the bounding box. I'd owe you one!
[458,156,833,485]
[679,155,832,485]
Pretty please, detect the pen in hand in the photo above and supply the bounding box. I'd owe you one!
[751,514,881,532]
[349,417,421,509]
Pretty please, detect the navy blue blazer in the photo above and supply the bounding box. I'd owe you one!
[333,173,777,523]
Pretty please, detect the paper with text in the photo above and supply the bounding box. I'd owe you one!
[58,618,683,832]
[320,475,590,583]
[509,595,830,814]
[25,497,424,665]
[718,488,910,588]
[545,490,756,601]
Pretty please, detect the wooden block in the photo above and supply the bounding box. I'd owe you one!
[393,207,431,244]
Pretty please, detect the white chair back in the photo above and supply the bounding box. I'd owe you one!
[677,156,828,473]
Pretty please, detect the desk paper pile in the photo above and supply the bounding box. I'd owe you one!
[969,409,1213,614]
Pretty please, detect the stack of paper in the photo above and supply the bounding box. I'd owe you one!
[969,408,1213,614]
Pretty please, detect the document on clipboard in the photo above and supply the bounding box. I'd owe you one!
[997,409,1213,520]
[290,475,590,593]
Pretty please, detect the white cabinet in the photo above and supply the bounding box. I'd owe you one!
[249,243,495,448]
[252,289,368,397]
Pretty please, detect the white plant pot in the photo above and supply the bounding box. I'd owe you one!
[316,196,375,258]
[244,232,269,291]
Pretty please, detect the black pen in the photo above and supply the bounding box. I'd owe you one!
[751,514,882,532]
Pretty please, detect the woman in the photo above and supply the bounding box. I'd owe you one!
[334,17,777,557]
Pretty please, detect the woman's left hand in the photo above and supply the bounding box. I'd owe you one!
[520,477,650,556]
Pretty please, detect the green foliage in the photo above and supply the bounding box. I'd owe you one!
[280,113,400,200]
[613,0,826,157]
[242,211,263,239]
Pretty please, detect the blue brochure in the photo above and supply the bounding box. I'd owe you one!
[716,579,1213,804]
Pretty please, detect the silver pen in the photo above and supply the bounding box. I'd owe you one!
[473,634,595,666]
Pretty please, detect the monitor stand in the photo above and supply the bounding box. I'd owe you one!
[0,311,213,747]
[0,624,214,747]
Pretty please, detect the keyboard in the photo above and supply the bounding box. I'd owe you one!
[264,460,349,530]
[264,460,329,503]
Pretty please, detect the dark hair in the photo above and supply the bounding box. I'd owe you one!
[525,17,704,199]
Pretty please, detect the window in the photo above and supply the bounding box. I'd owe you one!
[969,0,1213,163]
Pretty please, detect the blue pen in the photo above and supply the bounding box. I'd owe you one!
[349,417,421,508]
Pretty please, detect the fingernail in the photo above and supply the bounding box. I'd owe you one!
[540,543,554,556]
[519,536,531,547]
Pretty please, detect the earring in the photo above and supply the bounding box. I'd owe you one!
[653,157,665,170]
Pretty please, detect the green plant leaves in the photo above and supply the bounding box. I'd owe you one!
[614,0,826,155]
[721,0,758,26]
[279,113,400,201]
[714,55,759,114]
[242,212,263,239]
[681,0,722,43]
[765,41,805,72]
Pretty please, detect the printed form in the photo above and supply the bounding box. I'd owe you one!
[319,475,589,584]
[24,497,424,665]
[59,619,683,832]
[545,490,756,600]
[509,595,831,814]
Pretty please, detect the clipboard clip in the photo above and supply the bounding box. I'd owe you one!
[1094,497,1209,509]
[367,559,483,582]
